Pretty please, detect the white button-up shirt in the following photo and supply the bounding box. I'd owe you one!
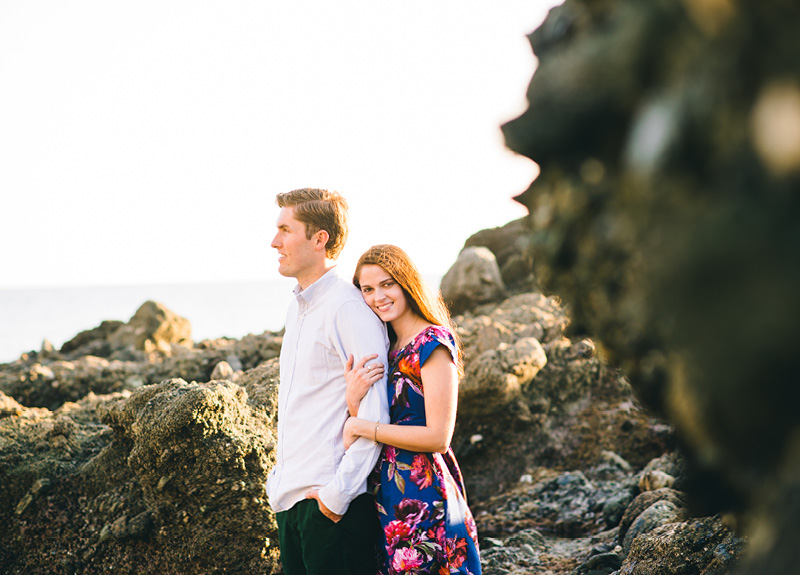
[266,267,390,515]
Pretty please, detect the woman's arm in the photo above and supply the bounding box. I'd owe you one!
[344,346,458,453]
[345,353,385,417]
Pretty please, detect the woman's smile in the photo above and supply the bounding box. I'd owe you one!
[358,264,409,323]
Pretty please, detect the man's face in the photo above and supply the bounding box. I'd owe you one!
[271,207,320,283]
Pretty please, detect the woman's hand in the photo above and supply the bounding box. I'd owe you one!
[345,353,384,417]
[343,416,364,450]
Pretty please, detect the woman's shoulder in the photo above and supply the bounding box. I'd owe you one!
[417,324,454,344]
[416,325,457,366]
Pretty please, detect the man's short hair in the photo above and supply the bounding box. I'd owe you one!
[276,188,349,259]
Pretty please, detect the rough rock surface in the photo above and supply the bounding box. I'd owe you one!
[0,378,279,575]
[450,289,671,503]
[441,246,507,316]
[463,217,536,291]
[106,300,193,352]
[619,515,744,575]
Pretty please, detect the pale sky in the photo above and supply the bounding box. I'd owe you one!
[0,1,557,289]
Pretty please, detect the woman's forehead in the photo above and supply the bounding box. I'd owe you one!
[359,264,393,284]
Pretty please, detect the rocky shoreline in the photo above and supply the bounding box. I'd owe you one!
[0,227,745,574]
[5,0,799,572]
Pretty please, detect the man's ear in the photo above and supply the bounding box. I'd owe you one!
[315,230,330,252]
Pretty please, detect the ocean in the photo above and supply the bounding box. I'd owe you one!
[0,280,297,364]
[0,275,443,364]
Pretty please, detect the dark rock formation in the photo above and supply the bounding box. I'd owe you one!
[501,0,800,572]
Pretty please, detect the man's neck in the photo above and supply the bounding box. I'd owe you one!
[296,261,337,291]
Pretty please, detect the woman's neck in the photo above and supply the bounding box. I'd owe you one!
[390,312,425,351]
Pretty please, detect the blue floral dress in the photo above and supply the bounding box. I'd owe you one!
[371,325,481,575]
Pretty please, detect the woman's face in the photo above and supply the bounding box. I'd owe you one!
[357,264,409,323]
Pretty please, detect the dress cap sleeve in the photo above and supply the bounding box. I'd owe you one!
[419,326,458,368]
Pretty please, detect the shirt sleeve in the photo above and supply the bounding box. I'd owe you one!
[317,298,390,515]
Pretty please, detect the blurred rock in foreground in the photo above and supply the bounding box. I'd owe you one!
[502,0,800,573]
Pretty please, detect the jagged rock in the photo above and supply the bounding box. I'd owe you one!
[619,515,745,575]
[210,360,235,381]
[441,246,507,315]
[237,358,281,427]
[0,370,281,574]
[463,218,536,290]
[92,378,278,572]
[61,320,124,357]
[460,337,547,420]
[450,288,670,504]
[0,394,112,531]
[455,292,601,425]
[617,488,686,547]
[107,301,192,352]
[621,499,686,554]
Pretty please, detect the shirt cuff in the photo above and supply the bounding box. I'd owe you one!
[317,483,354,516]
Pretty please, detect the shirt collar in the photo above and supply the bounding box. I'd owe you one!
[293,266,340,304]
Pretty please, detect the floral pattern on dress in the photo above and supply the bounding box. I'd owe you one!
[371,325,481,575]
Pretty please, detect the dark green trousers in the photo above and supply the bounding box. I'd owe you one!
[276,493,383,575]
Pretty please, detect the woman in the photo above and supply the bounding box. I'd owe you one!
[343,244,481,575]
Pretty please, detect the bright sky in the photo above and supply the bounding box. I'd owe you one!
[0,1,557,289]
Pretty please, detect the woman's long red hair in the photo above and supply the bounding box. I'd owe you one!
[353,244,462,375]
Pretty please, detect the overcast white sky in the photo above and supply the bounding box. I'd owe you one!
[0,1,557,289]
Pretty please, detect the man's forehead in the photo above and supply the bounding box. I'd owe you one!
[276,206,301,227]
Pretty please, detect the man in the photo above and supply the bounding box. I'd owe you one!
[266,188,389,575]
